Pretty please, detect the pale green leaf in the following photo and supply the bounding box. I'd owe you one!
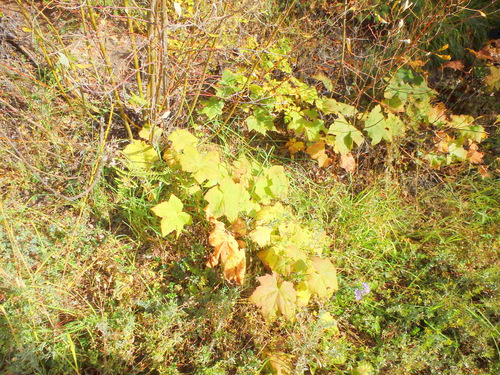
[246,107,276,134]
[363,105,392,146]
[200,97,224,119]
[385,112,405,138]
[204,177,252,223]
[152,194,192,237]
[178,146,221,184]
[307,257,338,299]
[316,98,358,117]
[266,165,289,200]
[328,114,364,154]
[168,129,198,151]
[448,139,467,160]
[258,248,293,276]
[123,140,159,170]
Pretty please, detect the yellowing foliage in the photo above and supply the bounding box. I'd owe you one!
[207,218,246,285]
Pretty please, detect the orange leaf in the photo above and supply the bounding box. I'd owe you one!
[434,131,450,153]
[340,153,356,173]
[478,165,491,179]
[467,143,484,164]
[442,61,465,71]
[231,217,247,236]
[207,219,246,285]
[306,141,332,168]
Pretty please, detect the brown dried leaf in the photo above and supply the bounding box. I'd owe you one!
[442,60,465,71]
[478,165,491,179]
[340,153,356,173]
[466,47,495,62]
[231,217,247,236]
[428,103,448,126]
[467,143,484,164]
[207,219,246,285]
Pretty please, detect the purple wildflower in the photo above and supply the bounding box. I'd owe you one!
[355,289,363,300]
[362,282,371,294]
[354,282,371,301]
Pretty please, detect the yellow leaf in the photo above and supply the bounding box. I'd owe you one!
[435,54,451,61]
[263,350,293,375]
[306,141,332,168]
[436,44,449,52]
[285,138,306,155]
[346,38,352,54]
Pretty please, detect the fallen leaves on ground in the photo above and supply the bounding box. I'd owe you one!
[340,153,356,173]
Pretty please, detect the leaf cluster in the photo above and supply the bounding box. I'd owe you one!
[201,64,489,173]
[120,128,338,321]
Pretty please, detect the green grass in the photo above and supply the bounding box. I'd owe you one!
[2,160,498,373]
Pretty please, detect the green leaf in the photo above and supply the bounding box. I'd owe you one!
[123,140,159,170]
[246,107,276,134]
[152,194,192,238]
[307,257,338,299]
[200,97,224,119]
[216,69,247,97]
[316,98,358,117]
[327,114,364,154]
[258,247,293,276]
[285,110,325,141]
[363,105,392,146]
[168,129,198,151]
[204,177,252,222]
[249,272,297,321]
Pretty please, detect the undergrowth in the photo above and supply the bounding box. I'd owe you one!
[0,0,498,374]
